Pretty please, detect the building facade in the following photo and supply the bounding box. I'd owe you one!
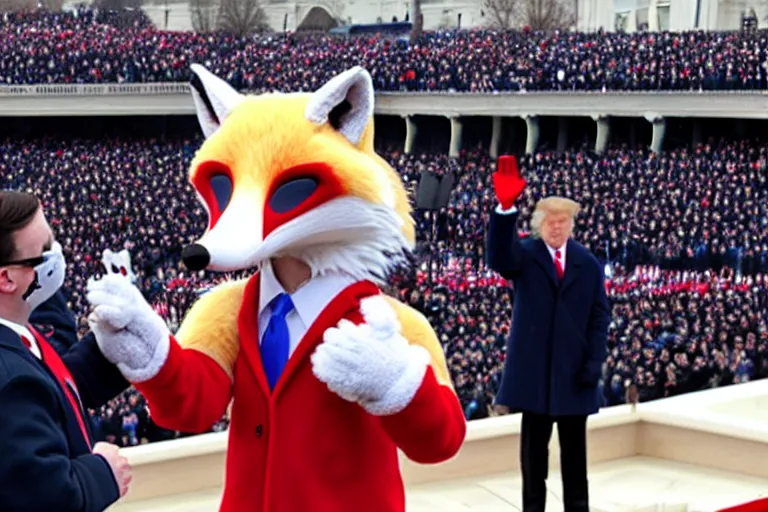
[114,0,766,33]
[578,0,765,32]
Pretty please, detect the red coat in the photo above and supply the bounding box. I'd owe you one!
[137,276,466,512]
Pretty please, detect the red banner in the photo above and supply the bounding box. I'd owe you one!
[718,498,768,512]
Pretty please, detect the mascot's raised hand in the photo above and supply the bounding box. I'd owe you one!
[86,273,170,383]
[101,248,137,284]
[311,296,431,415]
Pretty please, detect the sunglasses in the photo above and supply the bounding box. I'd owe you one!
[0,252,51,268]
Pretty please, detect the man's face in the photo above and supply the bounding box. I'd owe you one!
[541,211,572,249]
[0,208,54,311]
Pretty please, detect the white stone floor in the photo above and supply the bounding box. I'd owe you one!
[109,456,768,512]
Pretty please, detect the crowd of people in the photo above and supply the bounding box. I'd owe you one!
[3,8,768,91]
[4,127,768,443]
[397,143,768,276]
[1,3,767,445]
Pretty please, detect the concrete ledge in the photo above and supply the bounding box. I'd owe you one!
[401,403,639,487]
[117,433,226,502]
[637,380,768,479]
[111,380,768,509]
[1,85,768,118]
[114,404,641,505]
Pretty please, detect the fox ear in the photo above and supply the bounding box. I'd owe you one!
[305,66,374,146]
[189,64,244,138]
[117,249,132,266]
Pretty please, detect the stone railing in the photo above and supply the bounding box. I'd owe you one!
[1,84,767,119]
[1,83,767,97]
[0,83,190,96]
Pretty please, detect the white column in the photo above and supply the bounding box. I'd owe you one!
[644,112,666,154]
[403,115,417,155]
[449,116,463,158]
[524,115,540,155]
[592,115,611,155]
[489,116,502,159]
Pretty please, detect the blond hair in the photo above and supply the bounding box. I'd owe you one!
[530,196,581,238]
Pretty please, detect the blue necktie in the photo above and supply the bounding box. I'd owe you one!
[261,293,294,390]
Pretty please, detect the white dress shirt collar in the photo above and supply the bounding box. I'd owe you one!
[259,262,358,328]
[0,317,41,359]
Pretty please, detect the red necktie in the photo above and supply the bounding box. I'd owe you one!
[25,328,92,449]
[554,249,565,280]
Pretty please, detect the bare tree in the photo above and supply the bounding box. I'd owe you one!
[189,0,218,32]
[409,2,422,45]
[0,0,35,11]
[217,0,270,37]
[482,0,516,29]
[482,0,575,31]
[519,0,575,31]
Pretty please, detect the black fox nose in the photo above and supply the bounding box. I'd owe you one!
[182,243,210,271]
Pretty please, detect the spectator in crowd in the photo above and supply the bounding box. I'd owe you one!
[2,9,768,92]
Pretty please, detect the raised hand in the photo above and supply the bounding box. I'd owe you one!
[102,248,137,284]
[86,274,170,383]
[492,155,526,210]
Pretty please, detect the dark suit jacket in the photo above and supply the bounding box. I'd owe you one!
[30,288,80,355]
[486,210,611,417]
[0,323,128,512]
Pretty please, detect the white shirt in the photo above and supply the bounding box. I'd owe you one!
[0,317,42,359]
[258,263,358,357]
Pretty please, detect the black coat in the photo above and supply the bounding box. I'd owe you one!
[486,210,611,417]
[0,322,129,512]
[30,288,80,355]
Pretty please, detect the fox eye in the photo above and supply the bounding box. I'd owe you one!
[269,178,318,213]
[209,174,233,213]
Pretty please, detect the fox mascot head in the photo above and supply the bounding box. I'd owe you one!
[180,64,414,283]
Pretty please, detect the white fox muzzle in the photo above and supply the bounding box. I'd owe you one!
[183,195,266,272]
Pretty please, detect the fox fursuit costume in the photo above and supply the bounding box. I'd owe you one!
[86,65,466,511]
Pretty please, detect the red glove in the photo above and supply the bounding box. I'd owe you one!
[492,155,526,210]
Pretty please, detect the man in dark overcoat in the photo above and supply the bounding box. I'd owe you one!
[485,156,611,512]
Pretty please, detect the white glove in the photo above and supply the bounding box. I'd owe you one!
[86,273,170,383]
[102,248,137,284]
[311,296,430,416]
